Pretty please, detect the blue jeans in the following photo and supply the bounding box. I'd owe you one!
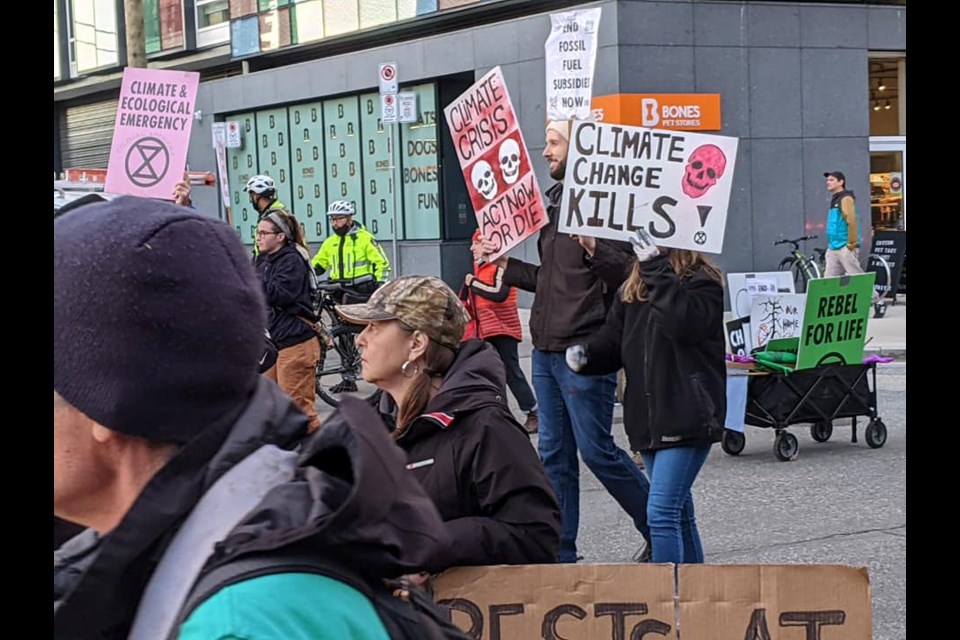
[639,445,712,564]
[532,349,651,563]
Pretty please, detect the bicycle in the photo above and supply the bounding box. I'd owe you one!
[775,235,822,293]
[313,278,383,408]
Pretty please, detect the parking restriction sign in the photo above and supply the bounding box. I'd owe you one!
[381,93,398,124]
[379,63,398,94]
[398,92,417,123]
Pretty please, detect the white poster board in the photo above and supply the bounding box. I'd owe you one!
[727,271,797,318]
[749,293,806,351]
[545,8,602,121]
[559,121,738,253]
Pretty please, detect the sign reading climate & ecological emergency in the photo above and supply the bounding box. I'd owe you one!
[106,67,201,199]
[796,273,875,369]
[559,121,738,253]
[443,66,547,260]
[545,8,602,121]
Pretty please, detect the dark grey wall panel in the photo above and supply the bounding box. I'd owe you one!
[800,5,867,49]
[801,48,870,139]
[693,2,748,47]
[867,7,907,51]
[422,32,476,77]
[619,0,694,46]
[694,46,749,137]
[748,4,800,48]
[802,136,870,240]
[474,21,522,68]
[715,139,753,278]
[749,47,802,138]
[619,45,696,92]
[749,138,805,272]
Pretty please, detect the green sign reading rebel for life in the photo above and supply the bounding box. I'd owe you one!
[795,273,875,369]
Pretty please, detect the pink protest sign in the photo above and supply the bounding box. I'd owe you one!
[444,67,547,260]
[105,68,201,199]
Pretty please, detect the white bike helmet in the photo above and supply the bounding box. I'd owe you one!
[327,200,355,217]
[244,175,276,195]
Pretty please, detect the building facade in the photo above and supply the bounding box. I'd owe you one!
[54,0,907,303]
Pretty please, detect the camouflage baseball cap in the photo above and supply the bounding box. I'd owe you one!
[336,276,470,350]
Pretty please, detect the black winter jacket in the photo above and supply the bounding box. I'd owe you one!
[503,182,634,352]
[254,244,316,349]
[388,339,561,568]
[579,255,727,452]
[53,383,451,639]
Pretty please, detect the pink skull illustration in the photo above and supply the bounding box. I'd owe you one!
[682,144,727,199]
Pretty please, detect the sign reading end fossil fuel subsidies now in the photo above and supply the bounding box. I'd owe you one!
[796,273,875,370]
[559,121,738,254]
[105,67,201,199]
[443,66,547,261]
[545,7,602,121]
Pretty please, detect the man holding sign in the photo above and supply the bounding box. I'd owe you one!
[479,120,651,564]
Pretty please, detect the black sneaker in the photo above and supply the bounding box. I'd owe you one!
[330,380,358,394]
[873,301,887,319]
[632,543,652,563]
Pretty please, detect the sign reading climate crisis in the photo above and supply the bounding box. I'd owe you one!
[559,121,738,254]
[105,67,201,199]
[443,66,547,260]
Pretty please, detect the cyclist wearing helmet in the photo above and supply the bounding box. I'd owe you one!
[244,175,289,256]
[311,200,391,299]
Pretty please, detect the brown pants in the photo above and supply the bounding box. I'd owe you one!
[264,337,321,433]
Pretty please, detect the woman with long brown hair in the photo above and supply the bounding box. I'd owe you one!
[566,229,726,564]
[337,275,561,569]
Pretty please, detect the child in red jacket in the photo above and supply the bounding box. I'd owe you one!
[463,230,538,433]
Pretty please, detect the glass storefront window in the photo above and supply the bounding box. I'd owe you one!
[291,0,324,44]
[869,58,904,137]
[869,148,905,232]
[145,0,185,54]
[400,83,440,240]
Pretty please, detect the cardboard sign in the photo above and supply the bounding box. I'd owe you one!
[105,67,200,199]
[868,230,906,300]
[727,271,796,318]
[559,121,738,253]
[679,565,871,639]
[435,564,872,640]
[591,94,723,131]
[443,67,548,260]
[435,564,675,640]
[750,293,806,351]
[796,273,875,369]
[545,8,602,121]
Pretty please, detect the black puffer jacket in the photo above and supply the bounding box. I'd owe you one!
[53,382,452,639]
[387,339,561,568]
[254,243,315,349]
[579,255,726,452]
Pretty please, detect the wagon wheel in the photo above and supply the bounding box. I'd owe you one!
[865,419,888,449]
[810,421,833,443]
[722,429,746,456]
[773,432,799,461]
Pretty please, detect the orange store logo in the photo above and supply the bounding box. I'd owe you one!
[591,94,722,131]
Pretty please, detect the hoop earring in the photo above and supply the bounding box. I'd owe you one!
[401,360,420,378]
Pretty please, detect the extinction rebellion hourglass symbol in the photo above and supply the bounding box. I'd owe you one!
[125,137,170,187]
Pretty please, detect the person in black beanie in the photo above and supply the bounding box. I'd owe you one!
[54,196,452,639]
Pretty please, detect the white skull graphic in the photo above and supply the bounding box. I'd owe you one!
[498,138,521,185]
[471,160,498,200]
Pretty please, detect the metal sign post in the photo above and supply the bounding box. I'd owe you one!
[380,62,400,278]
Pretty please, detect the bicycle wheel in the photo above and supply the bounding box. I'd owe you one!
[865,253,892,301]
[315,318,382,408]
[778,257,808,293]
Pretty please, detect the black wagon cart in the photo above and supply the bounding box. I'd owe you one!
[721,362,887,461]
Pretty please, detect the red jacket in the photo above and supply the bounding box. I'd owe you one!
[465,261,523,341]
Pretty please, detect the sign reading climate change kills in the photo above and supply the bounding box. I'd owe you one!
[444,66,547,260]
[106,67,201,199]
[545,8,602,121]
[559,121,739,254]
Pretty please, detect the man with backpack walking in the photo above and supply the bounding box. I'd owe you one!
[54,197,463,639]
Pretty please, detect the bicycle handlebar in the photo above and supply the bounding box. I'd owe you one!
[773,234,819,247]
[315,275,377,293]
